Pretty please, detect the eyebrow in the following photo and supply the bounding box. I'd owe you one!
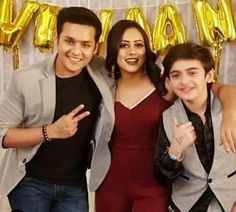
[121,39,144,43]
[170,67,199,73]
[64,36,93,43]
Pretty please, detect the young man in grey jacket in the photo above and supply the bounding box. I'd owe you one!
[155,42,236,212]
[0,7,114,212]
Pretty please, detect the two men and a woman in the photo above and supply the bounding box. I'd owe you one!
[0,6,236,212]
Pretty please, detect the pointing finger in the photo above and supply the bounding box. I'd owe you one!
[172,117,179,128]
[74,110,90,123]
[68,104,85,118]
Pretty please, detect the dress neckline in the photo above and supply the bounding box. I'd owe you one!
[116,88,156,110]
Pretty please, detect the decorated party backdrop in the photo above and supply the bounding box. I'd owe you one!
[0,0,236,99]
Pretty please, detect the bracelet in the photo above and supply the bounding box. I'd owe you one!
[167,147,184,162]
[42,124,52,142]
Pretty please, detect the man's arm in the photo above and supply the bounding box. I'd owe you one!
[3,105,90,148]
[212,83,236,153]
[0,73,89,148]
[154,116,184,186]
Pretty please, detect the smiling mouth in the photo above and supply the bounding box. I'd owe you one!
[125,58,139,65]
[179,87,194,93]
[68,56,82,62]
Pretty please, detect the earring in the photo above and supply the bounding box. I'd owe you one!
[144,64,147,74]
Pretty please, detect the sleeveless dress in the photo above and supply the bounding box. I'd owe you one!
[96,90,171,212]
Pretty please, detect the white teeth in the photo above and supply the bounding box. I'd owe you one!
[69,56,81,62]
[125,58,138,63]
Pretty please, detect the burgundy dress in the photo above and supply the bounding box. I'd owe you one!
[96,90,171,212]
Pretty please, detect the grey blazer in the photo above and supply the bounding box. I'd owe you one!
[0,54,115,199]
[162,92,236,212]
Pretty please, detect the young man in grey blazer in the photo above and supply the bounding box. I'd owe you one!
[154,42,236,212]
[0,7,114,212]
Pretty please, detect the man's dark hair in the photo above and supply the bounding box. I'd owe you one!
[162,42,215,78]
[56,7,102,42]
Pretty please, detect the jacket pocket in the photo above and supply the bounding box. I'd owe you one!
[227,170,236,178]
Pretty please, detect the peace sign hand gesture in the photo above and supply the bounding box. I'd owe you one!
[46,104,90,140]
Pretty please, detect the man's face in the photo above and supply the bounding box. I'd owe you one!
[55,22,98,77]
[169,59,213,105]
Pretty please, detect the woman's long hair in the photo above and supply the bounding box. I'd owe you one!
[105,20,166,95]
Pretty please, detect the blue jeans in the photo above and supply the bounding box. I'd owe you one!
[8,177,88,212]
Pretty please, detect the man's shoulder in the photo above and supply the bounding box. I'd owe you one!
[14,55,55,78]
[163,99,182,114]
[89,55,105,70]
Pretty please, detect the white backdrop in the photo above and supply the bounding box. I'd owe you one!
[0,0,236,99]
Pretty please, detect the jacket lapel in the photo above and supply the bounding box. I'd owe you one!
[40,55,56,124]
[87,58,115,123]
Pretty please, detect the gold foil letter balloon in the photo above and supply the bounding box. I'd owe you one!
[0,0,13,45]
[98,9,113,56]
[152,4,186,55]
[34,3,60,52]
[0,0,39,47]
[0,0,13,29]
[193,0,236,46]
[0,0,39,69]
[125,7,153,50]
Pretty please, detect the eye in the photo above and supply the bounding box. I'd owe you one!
[81,42,92,48]
[65,39,74,45]
[189,71,197,76]
[135,43,144,48]
[170,74,179,79]
[119,43,129,48]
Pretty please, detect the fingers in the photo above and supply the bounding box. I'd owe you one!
[73,110,90,123]
[172,117,179,129]
[172,117,194,131]
[226,131,236,153]
[68,104,85,118]
[221,130,236,153]
[68,104,90,123]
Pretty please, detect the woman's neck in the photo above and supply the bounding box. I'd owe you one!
[117,71,148,87]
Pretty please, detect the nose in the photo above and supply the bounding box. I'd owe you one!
[180,74,188,84]
[129,45,137,55]
[71,44,82,55]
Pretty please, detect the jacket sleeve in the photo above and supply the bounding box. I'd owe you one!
[154,115,184,186]
[0,73,24,148]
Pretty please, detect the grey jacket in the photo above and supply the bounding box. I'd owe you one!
[162,92,236,212]
[0,54,115,199]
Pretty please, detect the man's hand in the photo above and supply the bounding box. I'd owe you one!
[163,77,177,102]
[220,111,236,153]
[169,117,196,159]
[47,104,90,139]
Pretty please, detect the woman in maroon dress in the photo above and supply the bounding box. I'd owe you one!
[95,20,171,212]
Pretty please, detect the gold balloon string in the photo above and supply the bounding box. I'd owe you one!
[212,27,224,82]
[12,45,19,70]
[3,45,20,70]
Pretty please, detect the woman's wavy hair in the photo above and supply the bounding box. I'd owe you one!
[105,19,165,95]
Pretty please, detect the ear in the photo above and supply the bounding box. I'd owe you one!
[206,69,216,83]
[54,32,59,47]
[93,43,99,55]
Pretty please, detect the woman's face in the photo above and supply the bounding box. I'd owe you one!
[117,27,146,76]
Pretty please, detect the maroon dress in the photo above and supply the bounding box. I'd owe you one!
[96,90,171,212]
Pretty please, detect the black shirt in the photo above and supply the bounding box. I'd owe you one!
[26,68,101,185]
